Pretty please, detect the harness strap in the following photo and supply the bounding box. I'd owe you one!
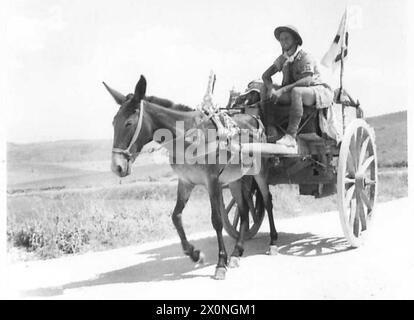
[112,100,145,159]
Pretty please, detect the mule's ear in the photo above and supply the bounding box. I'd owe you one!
[103,82,126,105]
[133,75,147,101]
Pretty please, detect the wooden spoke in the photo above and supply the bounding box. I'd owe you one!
[344,177,355,185]
[358,136,370,168]
[347,153,356,175]
[225,198,236,213]
[358,127,368,150]
[232,209,240,228]
[355,128,363,163]
[357,193,367,231]
[345,185,356,207]
[353,209,360,237]
[360,190,373,211]
[349,198,357,225]
[359,155,375,174]
[350,134,359,167]
[364,178,376,186]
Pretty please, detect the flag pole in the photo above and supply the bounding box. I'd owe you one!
[340,8,347,132]
[340,48,346,134]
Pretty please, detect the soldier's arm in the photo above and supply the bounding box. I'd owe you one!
[278,73,313,94]
[278,53,317,93]
[262,64,278,92]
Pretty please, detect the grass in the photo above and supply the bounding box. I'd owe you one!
[366,111,407,168]
[7,168,407,261]
[7,185,212,259]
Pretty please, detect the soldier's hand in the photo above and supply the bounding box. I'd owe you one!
[271,88,284,102]
[265,87,273,100]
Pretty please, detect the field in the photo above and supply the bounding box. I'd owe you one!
[6,111,408,261]
[366,111,407,168]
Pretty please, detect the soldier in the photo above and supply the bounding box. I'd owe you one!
[261,25,334,151]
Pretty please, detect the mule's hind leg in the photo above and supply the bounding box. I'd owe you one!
[172,179,204,264]
[228,179,250,268]
[254,174,278,255]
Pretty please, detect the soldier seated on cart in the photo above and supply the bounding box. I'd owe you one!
[261,25,334,151]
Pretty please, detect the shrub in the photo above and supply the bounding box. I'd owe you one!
[8,219,89,257]
[55,226,89,254]
[10,223,47,251]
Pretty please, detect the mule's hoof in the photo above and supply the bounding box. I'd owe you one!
[195,252,205,267]
[266,245,279,256]
[214,267,227,280]
[228,256,240,268]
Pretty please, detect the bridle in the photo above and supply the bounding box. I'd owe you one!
[112,100,145,160]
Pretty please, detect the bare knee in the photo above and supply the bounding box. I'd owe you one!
[290,87,315,106]
[291,87,303,98]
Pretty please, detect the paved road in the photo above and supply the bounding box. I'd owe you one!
[4,197,414,299]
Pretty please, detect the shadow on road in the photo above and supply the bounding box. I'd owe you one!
[23,231,351,297]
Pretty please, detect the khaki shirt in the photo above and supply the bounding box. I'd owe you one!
[273,49,326,87]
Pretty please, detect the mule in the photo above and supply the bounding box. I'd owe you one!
[104,75,278,280]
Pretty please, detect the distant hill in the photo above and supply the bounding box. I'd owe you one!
[366,110,407,167]
[7,111,407,167]
[7,139,113,163]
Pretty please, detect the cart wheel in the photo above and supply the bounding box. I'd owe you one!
[222,182,265,240]
[337,119,378,247]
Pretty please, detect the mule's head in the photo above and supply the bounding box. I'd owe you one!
[104,75,153,177]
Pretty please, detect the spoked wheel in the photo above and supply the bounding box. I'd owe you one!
[222,181,265,240]
[337,119,378,247]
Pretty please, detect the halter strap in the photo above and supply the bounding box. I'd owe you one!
[112,100,145,159]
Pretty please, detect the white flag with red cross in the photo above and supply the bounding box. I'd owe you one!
[321,9,349,71]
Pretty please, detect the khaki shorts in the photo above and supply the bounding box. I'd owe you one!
[311,84,334,109]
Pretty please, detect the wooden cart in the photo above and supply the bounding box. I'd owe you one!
[221,92,378,247]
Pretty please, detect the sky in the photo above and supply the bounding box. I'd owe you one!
[0,0,410,143]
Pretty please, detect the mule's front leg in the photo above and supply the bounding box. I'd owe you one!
[208,179,228,280]
[228,180,250,268]
[172,180,204,264]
